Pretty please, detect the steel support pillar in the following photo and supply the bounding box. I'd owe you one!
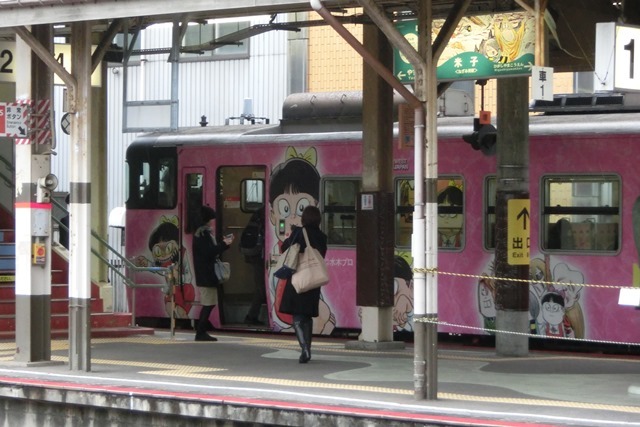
[13,25,56,365]
[357,23,395,345]
[68,21,92,371]
[494,76,530,357]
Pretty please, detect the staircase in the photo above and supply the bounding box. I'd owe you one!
[0,221,154,340]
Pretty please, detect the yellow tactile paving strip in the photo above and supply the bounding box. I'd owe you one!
[0,334,639,416]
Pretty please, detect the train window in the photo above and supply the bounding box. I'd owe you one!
[396,179,414,247]
[394,177,465,250]
[323,179,360,246]
[185,173,203,234]
[542,175,620,252]
[241,179,264,212]
[158,158,176,209]
[484,176,497,250]
[437,178,465,250]
[126,146,177,210]
[138,162,151,203]
[181,20,250,61]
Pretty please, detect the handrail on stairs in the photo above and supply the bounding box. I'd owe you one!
[0,154,180,332]
[50,197,174,329]
[0,154,13,189]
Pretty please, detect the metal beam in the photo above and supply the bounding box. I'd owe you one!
[0,0,332,28]
[91,18,124,72]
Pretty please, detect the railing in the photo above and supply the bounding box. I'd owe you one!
[0,154,177,331]
[51,197,173,328]
[0,169,12,189]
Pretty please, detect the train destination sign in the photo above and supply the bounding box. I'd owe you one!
[507,198,530,265]
[394,12,535,83]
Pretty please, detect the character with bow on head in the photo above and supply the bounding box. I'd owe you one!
[268,146,336,335]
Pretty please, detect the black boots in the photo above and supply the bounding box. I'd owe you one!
[195,305,217,342]
[195,332,217,342]
[293,318,312,363]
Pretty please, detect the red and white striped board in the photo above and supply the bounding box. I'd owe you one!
[14,99,53,145]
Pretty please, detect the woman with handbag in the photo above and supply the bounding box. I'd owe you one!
[192,206,234,341]
[279,205,327,363]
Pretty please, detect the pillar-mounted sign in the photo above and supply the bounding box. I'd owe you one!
[531,66,554,101]
[595,22,640,92]
[0,100,52,144]
[394,12,536,83]
[507,198,530,265]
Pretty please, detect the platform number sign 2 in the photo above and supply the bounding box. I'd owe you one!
[615,25,640,91]
[0,50,12,74]
[0,42,15,83]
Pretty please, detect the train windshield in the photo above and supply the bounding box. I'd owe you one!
[126,145,177,210]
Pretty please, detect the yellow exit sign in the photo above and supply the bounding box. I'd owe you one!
[507,199,530,265]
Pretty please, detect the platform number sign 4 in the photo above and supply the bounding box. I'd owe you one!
[615,25,640,90]
[0,42,15,83]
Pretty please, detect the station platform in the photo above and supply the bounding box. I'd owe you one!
[0,330,639,426]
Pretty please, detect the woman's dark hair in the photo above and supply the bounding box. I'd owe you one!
[301,205,322,227]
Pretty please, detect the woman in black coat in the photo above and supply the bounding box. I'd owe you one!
[192,206,234,341]
[279,205,327,363]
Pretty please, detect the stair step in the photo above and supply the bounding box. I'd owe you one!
[0,298,104,315]
[0,258,15,270]
[0,312,136,331]
[0,283,100,300]
[0,218,143,339]
[0,230,15,244]
[0,245,15,256]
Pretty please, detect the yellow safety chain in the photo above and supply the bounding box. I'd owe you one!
[412,267,634,290]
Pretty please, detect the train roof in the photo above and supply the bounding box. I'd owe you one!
[130,110,640,148]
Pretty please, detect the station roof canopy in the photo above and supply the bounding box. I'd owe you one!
[0,0,636,73]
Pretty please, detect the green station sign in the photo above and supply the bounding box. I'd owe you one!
[394,12,536,83]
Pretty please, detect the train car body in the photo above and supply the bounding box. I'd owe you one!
[125,101,640,345]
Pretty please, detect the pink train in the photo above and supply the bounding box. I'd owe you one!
[125,92,640,347]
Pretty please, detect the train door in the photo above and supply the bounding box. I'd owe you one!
[216,165,267,327]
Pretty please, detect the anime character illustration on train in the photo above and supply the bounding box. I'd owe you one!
[123,90,640,348]
[393,255,414,334]
[133,216,195,319]
[477,255,586,339]
[268,146,336,335]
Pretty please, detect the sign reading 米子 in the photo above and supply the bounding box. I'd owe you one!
[394,12,535,83]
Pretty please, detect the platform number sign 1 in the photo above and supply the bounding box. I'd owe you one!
[595,23,640,92]
[615,25,640,90]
